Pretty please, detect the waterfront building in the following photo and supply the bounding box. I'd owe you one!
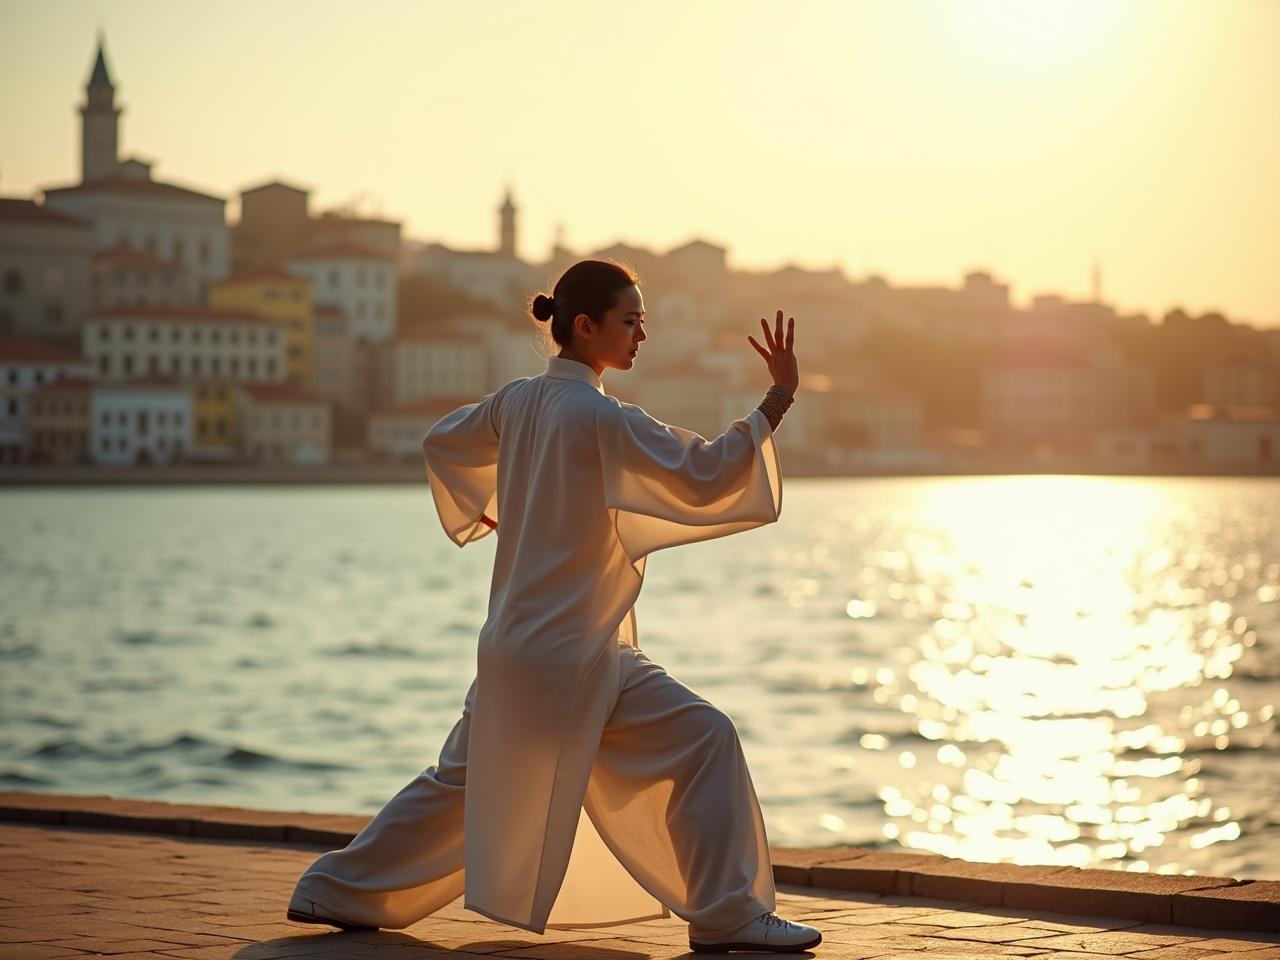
[0,337,94,464]
[233,382,331,464]
[90,377,192,465]
[26,375,94,464]
[210,268,313,386]
[82,305,287,383]
[0,198,92,341]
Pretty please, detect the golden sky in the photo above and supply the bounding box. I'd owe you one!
[1,0,1276,327]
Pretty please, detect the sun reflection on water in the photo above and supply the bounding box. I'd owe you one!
[855,476,1277,872]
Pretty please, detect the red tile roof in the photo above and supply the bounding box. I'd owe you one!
[91,242,185,272]
[41,174,224,205]
[0,337,89,364]
[237,382,327,405]
[290,242,396,262]
[0,197,90,228]
[240,179,310,197]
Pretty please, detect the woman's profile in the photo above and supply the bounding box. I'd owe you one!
[286,258,822,953]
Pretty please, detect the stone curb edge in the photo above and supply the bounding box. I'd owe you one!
[2,790,1277,933]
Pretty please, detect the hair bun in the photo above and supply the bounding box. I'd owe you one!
[532,294,556,322]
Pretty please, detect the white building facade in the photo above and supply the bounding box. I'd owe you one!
[90,380,193,465]
[287,245,397,344]
[83,306,287,383]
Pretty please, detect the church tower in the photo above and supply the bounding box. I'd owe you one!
[80,33,121,184]
[498,186,517,259]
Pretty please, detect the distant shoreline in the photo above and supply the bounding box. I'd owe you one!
[2,461,1279,485]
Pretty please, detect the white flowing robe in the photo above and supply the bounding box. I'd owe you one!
[420,355,783,934]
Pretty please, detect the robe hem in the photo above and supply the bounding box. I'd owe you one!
[463,900,671,934]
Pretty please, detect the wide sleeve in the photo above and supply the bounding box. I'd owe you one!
[597,400,783,570]
[421,386,505,547]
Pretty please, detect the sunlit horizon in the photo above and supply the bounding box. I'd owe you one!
[1,0,1277,328]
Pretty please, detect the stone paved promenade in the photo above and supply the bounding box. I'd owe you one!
[2,792,1280,959]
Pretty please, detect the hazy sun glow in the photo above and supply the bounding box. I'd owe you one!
[949,0,1132,63]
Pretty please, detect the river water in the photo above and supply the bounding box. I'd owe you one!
[2,476,1277,878]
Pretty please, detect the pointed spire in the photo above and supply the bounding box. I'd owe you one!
[88,32,113,88]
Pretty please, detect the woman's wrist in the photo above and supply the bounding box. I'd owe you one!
[758,384,795,431]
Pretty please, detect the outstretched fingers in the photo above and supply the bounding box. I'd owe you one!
[786,316,794,351]
[747,335,770,361]
[759,316,776,352]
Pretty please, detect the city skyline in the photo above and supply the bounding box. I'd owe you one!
[1,0,1277,328]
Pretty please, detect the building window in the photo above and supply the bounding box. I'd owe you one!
[230,330,239,344]
[98,356,109,374]
[211,329,221,344]
[145,235,157,253]
[2,269,22,294]
[123,355,134,374]
[199,238,210,264]
[328,269,339,289]
[266,358,276,376]
[248,357,257,376]
[356,267,367,287]
[211,357,221,375]
[171,327,180,341]
[123,326,134,341]
[230,357,240,376]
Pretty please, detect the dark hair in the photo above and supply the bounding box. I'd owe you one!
[529,259,639,348]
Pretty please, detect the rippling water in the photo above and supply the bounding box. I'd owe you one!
[2,477,1278,879]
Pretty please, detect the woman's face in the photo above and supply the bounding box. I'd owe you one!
[566,283,647,373]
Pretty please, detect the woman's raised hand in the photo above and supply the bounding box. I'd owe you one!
[747,309,799,394]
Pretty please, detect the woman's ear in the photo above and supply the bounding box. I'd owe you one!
[574,313,594,340]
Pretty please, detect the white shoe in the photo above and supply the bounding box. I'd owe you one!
[689,911,822,953]
[286,893,378,931]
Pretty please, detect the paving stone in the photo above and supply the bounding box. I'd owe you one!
[813,852,956,896]
[1125,947,1235,960]
[1014,930,1195,954]
[925,922,1072,942]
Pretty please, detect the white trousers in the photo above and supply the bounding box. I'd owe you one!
[291,642,777,936]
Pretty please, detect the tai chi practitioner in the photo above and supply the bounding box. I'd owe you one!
[287,259,822,953]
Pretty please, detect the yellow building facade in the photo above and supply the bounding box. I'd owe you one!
[209,268,313,387]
